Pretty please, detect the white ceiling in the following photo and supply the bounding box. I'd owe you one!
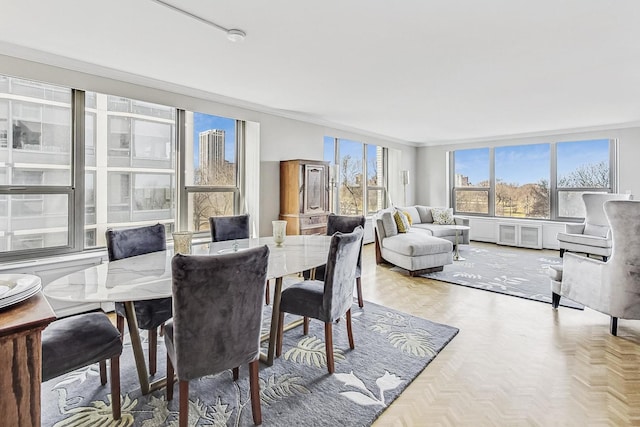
[2,0,640,146]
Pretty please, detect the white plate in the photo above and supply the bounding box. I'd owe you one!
[0,274,41,300]
[0,282,42,310]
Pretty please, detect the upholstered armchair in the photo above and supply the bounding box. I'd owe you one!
[277,226,364,374]
[165,246,270,426]
[42,312,123,420]
[557,192,632,260]
[105,223,172,376]
[303,214,367,307]
[551,200,640,335]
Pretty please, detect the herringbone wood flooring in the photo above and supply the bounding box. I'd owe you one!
[364,242,640,427]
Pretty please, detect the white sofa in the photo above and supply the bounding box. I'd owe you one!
[374,206,469,276]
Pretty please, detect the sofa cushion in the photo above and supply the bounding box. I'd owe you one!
[381,211,398,237]
[382,230,452,256]
[412,223,458,238]
[415,206,433,223]
[399,206,421,224]
[431,207,455,225]
[393,210,410,233]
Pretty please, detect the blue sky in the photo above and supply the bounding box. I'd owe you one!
[455,139,609,186]
[193,113,236,167]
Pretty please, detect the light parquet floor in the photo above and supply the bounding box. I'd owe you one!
[363,242,640,427]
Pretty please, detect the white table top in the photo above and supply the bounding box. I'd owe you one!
[44,235,332,304]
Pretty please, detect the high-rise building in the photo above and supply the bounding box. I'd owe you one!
[199,129,225,170]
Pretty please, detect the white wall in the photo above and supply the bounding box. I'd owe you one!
[0,54,417,236]
[417,127,640,207]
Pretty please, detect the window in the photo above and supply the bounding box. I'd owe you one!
[85,92,176,248]
[451,140,615,221]
[495,144,550,219]
[0,76,72,255]
[325,136,387,215]
[183,112,241,232]
[0,73,248,259]
[556,139,612,218]
[453,148,490,214]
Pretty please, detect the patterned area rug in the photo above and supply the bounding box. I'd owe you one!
[422,245,583,309]
[42,302,458,426]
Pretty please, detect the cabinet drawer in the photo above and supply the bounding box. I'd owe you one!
[301,226,326,235]
[300,214,328,228]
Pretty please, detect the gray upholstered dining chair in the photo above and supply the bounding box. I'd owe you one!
[105,223,172,376]
[42,311,123,420]
[165,246,270,426]
[556,192,632,261]
[277,226,364,374]
[550,200,640,335]
[304,214,367,307]
[209,214,272,305]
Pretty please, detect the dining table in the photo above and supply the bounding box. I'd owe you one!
[44,234,333,395]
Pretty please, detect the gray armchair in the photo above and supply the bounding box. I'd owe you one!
[276,226,364,374]
[165,246,269,426]
[42,312,123,420]
[551,200,640,335]
[105,223,172,376]
[557,192,632,260]
[303,214,367,307]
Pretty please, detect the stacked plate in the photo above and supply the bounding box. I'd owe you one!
[0,274,42,310]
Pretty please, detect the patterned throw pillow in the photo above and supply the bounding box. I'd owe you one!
[431,207,455,225]
[402,210,413,226]
[393,210,411,233]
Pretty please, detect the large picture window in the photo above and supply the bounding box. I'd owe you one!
[451,140,615,220]
[0,73,247,259]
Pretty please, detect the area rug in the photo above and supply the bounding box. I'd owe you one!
[41,302,458,426]
[421,245,583,309]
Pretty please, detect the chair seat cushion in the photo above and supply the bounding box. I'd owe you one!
[279,280,327,321]
[114,297,172,330]
[42,312,122,382]
[557,232,611,249]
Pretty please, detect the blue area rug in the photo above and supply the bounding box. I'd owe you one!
[422,245,583,309]
[41,301,458,426]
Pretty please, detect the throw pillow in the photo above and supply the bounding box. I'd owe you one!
[402,210,413,226]
[416,206,433,223]
[393,210,411,233]
[399,206,421,224]
[381,211,398,237]
[431,207,455,225]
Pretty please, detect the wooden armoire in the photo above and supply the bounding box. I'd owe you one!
[279,159,330,235]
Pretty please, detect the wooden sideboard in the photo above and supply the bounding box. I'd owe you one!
[279,159,330,235]
[0,292,56,427]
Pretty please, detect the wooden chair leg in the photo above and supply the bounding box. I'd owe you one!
[265,281,271,305]
[99,360,107,385]
[166,353,174,401]
[551,292,561,309]
[346,309,355,350]
[159,323,165,337]
[303,317,309,335]
[179,380,189,427]
[610,316,618,336]
[249,360,262,425]
[559,248,565,258]
[110,356,121,420]
[149,327,158,376]
[232,367,239,381]
[325,322,334,374]
[356,277,364,308]
[116,314,125,337]
[276,312,285,357]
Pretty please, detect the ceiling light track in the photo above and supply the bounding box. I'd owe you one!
[149,0,246,41]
